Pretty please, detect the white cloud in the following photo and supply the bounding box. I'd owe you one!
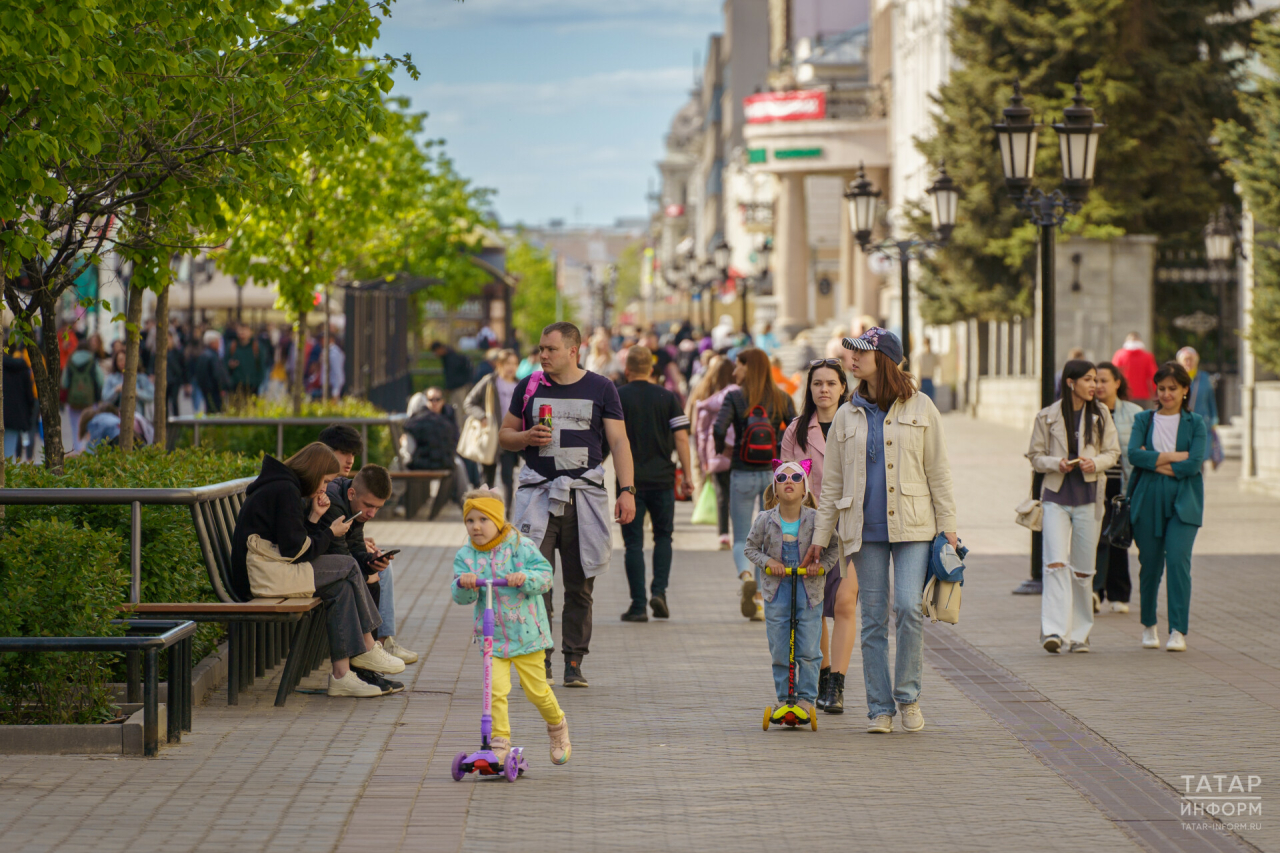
[392,0,720,34]
[406,66,693,118]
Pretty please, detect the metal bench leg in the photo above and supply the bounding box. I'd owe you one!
[274,614,313,707]
[240,623,252,692]
[304,608,328,676]
[144,648,159,757]
[255,623,266,679]
[167,644,182,744]
[266,622,277,670]
[227,623,239,706]
[183,636,193,732]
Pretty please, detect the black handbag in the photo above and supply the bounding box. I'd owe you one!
[1102,493,1133,548]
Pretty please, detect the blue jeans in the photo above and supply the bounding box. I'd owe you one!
[730,469,772,585]
[853,540,931,719]
[376,564,396,640]
[621,487,675,611]
[764,578,821,703]
[3,431,20,460]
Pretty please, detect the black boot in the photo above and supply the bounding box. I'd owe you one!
[816,667,831,711]
[822,672,845,714]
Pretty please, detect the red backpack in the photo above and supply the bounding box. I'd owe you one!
[739,404,778,465]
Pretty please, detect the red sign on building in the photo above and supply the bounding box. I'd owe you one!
[744,90,826,123]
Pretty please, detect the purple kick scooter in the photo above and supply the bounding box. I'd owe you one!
[451,578,529,782]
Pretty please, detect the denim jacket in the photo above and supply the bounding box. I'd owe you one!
[743,506,839,607]
[451,531,554,659]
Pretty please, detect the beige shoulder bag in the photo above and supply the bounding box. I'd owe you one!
[245,534,316,598]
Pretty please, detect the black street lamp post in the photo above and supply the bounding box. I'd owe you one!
[993,78,1105,595]
[1204,206,1237,418]
[844,163,961,361]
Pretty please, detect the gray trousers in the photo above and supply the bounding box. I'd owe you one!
[312,555,382,662]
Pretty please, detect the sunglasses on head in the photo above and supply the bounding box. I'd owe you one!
[809,358,843,369]
[774,472,805,483]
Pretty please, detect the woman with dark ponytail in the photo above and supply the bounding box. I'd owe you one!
[1026,359,1120,654]
[1128,361,1207,652]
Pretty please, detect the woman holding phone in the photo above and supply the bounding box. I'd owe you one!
[231,442,407,697]
[1026,360,1120,654]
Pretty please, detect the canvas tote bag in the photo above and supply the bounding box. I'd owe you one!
[245,534,316,598]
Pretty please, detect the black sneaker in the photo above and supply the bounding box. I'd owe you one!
[649,594,669,619]
[621,608,648,622]
[563,661,589,688]
[353,667,402,695]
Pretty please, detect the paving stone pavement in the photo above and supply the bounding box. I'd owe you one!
[0,414,1274,852]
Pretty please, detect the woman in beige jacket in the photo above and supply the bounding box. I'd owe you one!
[1026,359,1120,654]
[805,328,957,734]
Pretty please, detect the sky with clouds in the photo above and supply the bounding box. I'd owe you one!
[374,0,722,227]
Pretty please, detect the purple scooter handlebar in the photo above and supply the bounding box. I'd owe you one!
[453,578,510,588]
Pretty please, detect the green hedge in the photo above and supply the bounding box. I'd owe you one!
[4,447,263,679]
[0,520,127,724]
[171,396,394,466]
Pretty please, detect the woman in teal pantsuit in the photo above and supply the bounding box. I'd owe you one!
[1127,361,1206,653]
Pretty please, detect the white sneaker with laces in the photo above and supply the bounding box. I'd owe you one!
[382,637,420,664]
[1142,626,1159,649]
[900,703,925,732]
[328,671,383,697]
[1110,602,1130,614]
[352,643,406,674]
[1166,630,1187,652]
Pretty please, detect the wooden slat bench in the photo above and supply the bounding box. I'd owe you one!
[389,469,452,519]
[122,598,326,707]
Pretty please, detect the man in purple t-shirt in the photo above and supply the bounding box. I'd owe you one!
[498,322,636,688]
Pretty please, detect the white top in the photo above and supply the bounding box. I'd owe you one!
[1153,413,1179,453]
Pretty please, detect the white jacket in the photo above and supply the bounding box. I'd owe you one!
[814,392,957,556]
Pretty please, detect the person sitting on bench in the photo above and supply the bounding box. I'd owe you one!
[230,442,406,698]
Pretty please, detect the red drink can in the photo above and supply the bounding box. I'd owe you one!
[538,404,553,431]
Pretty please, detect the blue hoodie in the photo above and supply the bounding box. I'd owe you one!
[850,390,889,541]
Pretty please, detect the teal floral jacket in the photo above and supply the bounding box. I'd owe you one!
[451,530,554,659]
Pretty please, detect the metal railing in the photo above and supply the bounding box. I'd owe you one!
[0,619,197,756]
[0,478,254,703]
[166,414,408,463]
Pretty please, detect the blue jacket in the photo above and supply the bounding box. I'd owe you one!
[928,533,968,587]
[451,530,555,658]
[1127,409,1206,527]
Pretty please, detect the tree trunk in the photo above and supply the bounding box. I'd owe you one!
[28,290,66,473]
[118,282,145,451]
[292,315,305,415]
[322,285,330,401]
[153,286,170,449]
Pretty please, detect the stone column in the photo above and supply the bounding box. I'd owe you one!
[837,172,856,325]
[773,172,810,338]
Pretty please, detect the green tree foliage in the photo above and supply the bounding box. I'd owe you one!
[217,102,491,410]
[914,0,1256,324]
[1218,20,1280,375]
[1,0,412,470]
[509,236,569,349]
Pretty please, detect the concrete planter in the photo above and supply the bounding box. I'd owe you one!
[0,641,228,756]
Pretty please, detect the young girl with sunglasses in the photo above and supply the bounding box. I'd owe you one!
[744,460,840,716]
[779,358,853,710]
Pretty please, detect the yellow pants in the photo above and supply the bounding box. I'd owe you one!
[491,650,564,740]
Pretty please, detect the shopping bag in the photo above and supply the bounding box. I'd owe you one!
[690,479,718,525]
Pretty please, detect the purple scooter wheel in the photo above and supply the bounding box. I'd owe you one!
[504,748,521,782]
[451,752,468,781]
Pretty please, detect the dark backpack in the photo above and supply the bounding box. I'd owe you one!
[67,359,99,409]
[739,404,778,465]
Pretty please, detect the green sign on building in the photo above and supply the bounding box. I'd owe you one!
[774,147,823,160]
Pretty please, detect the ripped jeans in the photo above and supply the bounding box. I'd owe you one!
[1040,501,1101,644]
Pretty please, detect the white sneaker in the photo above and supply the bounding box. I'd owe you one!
[1110,602,1129,614]
[328,671,383,697]
[382,637,420,664]
[352,643,406,674]
[900,703,925,732]
[1166,630,1187,652]
[1142,626,1159,649]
